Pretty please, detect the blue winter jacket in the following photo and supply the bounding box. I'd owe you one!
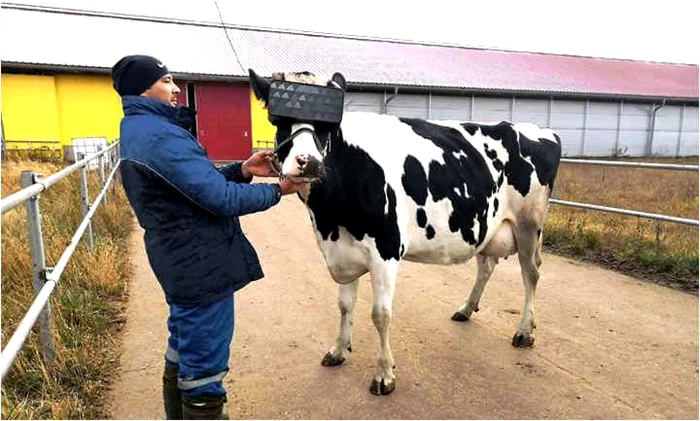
[118,96,281,307]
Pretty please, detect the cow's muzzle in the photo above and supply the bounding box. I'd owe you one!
[283,154,325,183]
[272,126,327,182]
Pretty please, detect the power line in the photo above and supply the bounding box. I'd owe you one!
[213,0,245,74]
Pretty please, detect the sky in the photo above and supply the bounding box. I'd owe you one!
[5,0,699,65]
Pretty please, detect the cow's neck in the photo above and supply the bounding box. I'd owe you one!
[298,127,342,205]
[298,183,312,201]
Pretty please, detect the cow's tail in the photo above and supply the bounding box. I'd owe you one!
[547,132,563,198]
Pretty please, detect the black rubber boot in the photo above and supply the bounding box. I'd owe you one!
[182,395,227,420]
[163,364,183,420]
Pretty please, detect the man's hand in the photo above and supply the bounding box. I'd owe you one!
[279,177,309,195]
[242,151,279,178]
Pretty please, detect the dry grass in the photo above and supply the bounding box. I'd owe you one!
[545,156,699,292]
[1,159,134,419]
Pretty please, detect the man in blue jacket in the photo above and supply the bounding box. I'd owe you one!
[112,55,306,419]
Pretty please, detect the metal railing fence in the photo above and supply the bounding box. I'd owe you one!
[559,158,698,172]
[551,158,699,226]
[0,141,121,382]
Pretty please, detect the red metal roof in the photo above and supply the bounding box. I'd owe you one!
[236,30,698,99]
[2,5,698,100]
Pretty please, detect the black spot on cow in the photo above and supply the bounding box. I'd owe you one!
[484,144,504,172]
[493,197,499,217]
[464,122,532,196]
[464,121,561,194]
[307,130,401,261]
[400,244,405,256]
[400,118,496,246]
[416,208,427,228]
[462,123,479,137]
[484,144,497,160]
[532,137,562,192]
[402,155,428,206]
[425,225,436,240]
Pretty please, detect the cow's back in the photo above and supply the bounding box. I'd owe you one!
[307,112,561,268]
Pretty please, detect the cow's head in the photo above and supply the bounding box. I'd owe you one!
[249,69,347,182]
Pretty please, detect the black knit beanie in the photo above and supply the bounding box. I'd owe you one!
[111,55,170,96]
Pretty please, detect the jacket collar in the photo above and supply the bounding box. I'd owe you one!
[122,96,195,129]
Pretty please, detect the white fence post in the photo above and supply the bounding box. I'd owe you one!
[97,146,107,203]
[110,144,120,193]
[20,170,56,366]
[77,153,95,250]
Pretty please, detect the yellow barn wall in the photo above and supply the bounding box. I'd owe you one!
[3,76,274,154]
[1,74,62,149]
[250,89,276,149]
[54,74,123,147]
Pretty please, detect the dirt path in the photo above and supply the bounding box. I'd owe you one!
[108,191,698,419]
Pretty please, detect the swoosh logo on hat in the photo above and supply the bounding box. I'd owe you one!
[157,62,165,68]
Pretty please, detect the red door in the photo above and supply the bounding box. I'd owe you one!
[195,83,251,161]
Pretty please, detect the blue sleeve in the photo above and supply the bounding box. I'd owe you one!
[149,130,281,217]
[217,162,253,183]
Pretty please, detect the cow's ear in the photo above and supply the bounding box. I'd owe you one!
[249,69,271,105]
[331,72,347,91]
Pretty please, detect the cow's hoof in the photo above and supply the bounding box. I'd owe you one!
[511,332,535,348]
[369,378,395,396]
[321,352,345,367]
[451,312,469,322]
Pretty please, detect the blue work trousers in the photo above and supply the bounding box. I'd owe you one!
[164,294,234,398]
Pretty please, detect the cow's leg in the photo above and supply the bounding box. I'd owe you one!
[451,254,498,322]
[321,279,359,367]
[512,221,541,348]
[369,260,398,396]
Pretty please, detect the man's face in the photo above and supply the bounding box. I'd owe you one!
[142,74,180,106]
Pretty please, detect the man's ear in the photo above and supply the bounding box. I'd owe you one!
[249,69,271,106]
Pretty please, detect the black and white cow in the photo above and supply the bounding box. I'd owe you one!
[249,69,562,396]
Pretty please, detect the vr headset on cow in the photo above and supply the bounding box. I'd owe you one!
[266,80,345,125]
[266,79,345,169]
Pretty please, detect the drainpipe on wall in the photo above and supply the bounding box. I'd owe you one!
[383,86,399,114]
[1,117,5,161]
[675,103,686,157]
[428,93,432,119]
[647,98,667,156]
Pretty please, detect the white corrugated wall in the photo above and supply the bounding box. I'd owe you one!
[345,91,699,157]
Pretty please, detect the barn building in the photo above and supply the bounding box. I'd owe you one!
[1,3,698,161]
